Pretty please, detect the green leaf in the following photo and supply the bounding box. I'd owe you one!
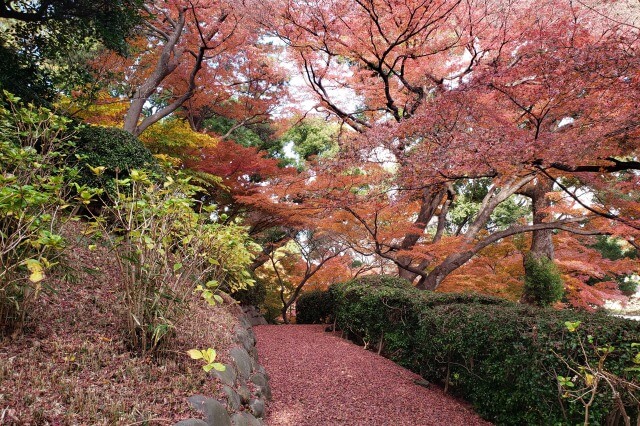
[212,362,226,372]
[87,165,106,175]
[204,348,216,363]
[203,363,215,372]
[24,259,45,283]
[564,321,581,332]
[597,345,614,354]
[187,349,204,360]
[213,294,224,304]
[173,262,183,272]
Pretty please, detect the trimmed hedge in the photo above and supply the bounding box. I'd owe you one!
[72,125,159,194]
[329,275,640,425]
[295,290,335,324]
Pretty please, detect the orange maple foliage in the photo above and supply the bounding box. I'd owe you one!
[86,0,288,137]
[254,0,640,306]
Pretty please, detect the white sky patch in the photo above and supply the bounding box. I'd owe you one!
[368,145,398,172]
[443,41,482,90]
[297,57,362,116]
[282,140,300,162]
[288,72,319,112]
[306,169,317,183]
[265,35,362,119]
[558,117,575,128]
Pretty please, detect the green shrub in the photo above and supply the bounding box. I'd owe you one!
[85,169,258,355]
[72,125,159,195]
[261,302,282,324]
[231,278,266,307]
[0,93,75,335]
[331,275,640,425]
[295,290,334,324]
[618,278,638,296]
[522,254,564,306]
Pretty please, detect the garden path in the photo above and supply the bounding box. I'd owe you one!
[254,324,491,426]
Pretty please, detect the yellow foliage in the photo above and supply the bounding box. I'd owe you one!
[57,92,128,127]
[140,119,218,157]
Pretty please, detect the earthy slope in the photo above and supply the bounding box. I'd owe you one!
[255,324,491,426]
[0,221,238,425]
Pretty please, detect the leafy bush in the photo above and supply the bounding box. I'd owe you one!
[0,93,75,335]
[85,169,258,355]
[73,125,159,195]
[522,254,564,306]
[231,278,267,307]
[330,275,640,425]
[261,302,282,325]
[295,289,334,324]
[619,278,638,296]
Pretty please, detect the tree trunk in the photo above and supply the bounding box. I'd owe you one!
[281,305,289,324]
[528,179,555,260]
[522,178,555,305]
[123,10,186,136]
[417,250,474,290]
[416,175,536,290]
[397,187,446,281]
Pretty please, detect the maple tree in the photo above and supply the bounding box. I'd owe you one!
[81,0,287,137]
[255,230,347,323]
[42,0,640,311]
[253,0,640,305]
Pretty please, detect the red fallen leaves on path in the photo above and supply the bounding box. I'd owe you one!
[255,324,491,426]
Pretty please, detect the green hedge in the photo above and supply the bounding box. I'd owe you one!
[295,289,335,324]
[329,275,640,425]
[72,125,159,194]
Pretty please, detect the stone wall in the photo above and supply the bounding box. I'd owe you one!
[242,305,268,326]
[175,311,271,426]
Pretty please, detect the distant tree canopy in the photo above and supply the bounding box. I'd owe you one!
[0,0,141,102]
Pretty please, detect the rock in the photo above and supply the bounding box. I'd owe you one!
[248,398,265,418]
[186,396,231,426]
[249,373,271,400]
[255,386,271,401]
[231,412,262,426]
[223,385,242,411]
[212,363,237,387]
[237,313,252,329]
[187,395,209,410]
[249,350,259,371]
[236,385,251,404]
[256,365,268,379]
[250,315,267,326]
[175,420,208,426]
[230,346,253,380]
[262,385,272,401]
[249,373,267,388]
[241,305,268,326]
[413,378,430,389]
[246,327,256,341]
[234,327,255,353]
